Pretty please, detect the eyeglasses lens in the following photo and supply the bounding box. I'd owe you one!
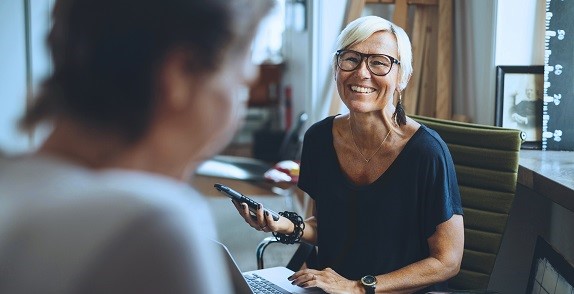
[337,51,393,76]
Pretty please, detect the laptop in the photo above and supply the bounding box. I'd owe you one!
[214,240,325,294]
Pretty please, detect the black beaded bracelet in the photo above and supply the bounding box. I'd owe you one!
[272,211,305,244]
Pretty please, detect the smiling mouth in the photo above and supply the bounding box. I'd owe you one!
[350,85,376,94]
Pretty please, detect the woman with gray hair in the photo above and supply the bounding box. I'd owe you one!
[0,0,271,293]
[235,16,464,293]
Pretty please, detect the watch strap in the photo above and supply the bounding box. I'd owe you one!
[361,275,376,294]
[364,285,375,294]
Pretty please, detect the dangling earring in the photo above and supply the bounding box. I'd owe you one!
[392,90,407,126]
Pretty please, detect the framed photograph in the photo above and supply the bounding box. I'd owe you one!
[495,66,544,149]
[526,236,574,293]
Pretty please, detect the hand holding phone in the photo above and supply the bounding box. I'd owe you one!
[214,183,280,221]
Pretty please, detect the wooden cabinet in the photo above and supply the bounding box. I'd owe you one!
[222,63,285,157]
[248,63,284,107]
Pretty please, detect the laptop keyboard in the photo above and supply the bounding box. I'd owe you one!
[244,273,289,294]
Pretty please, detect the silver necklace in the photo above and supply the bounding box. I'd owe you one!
[348,118,391,163]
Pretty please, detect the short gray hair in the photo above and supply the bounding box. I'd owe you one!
[333,16,413,91]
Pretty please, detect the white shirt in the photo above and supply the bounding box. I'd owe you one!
[0,155,233,294]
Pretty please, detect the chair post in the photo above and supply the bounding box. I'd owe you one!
[256,236,279,269]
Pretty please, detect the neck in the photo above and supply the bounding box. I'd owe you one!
[349,119,391,163]
[348,112,394,144]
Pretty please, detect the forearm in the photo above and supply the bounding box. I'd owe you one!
[277,216,317,244]
[375,215,464,293]
[274,215,317,245]
[300,216,317,245]
[373,256,460,293]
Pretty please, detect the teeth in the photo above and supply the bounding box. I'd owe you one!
[351,86,375,93]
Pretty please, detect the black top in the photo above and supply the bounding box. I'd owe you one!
[297,116,463,293]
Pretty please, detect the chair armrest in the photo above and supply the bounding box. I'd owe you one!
[256,236,282,269]
[256,236,318,271]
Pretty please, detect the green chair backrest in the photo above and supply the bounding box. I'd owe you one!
[411,115,523,290]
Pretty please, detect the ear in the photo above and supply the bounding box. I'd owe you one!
[157,49,196,112]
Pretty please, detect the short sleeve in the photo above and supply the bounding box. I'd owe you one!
[297,117,335,200]
[297,126,318,199]
[420,131,463,239]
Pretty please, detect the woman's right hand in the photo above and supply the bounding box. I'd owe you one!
[231,200,294,234]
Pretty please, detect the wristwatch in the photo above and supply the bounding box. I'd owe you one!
[360,275,377,294]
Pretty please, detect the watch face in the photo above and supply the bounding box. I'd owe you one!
[361,275,376,286]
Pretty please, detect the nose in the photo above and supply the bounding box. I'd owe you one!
[355,58,371,78]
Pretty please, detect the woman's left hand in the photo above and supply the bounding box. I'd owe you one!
[288,267,362,294]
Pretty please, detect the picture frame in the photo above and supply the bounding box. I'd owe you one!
[495,66,544,149]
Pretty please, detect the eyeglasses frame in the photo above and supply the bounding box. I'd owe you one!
[335,49,400,76]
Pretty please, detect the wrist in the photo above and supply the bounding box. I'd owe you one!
[355,280,367,294]
[272,211,305,244]
[278,218,295,234]
[360,275,377,294]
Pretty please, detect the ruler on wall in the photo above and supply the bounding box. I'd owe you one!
[543,0,574,151]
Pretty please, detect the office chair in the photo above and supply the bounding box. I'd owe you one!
[256,115,523,291]
[196,112,308,183]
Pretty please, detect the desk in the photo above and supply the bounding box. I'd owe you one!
[517,150,574,212]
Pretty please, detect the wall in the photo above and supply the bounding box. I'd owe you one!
[495,0,546,66]
[306,0,347,125]
[452,0,497,125]
[0,0,52,155]
[0,0,28,154]
[281,1,312,131]
[452,0,545,125]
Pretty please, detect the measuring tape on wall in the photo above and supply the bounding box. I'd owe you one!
[544,0,573,151]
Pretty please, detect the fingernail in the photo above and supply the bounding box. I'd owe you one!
[258,203,262,210]
[287,275,293,280]
[264,211,269,216]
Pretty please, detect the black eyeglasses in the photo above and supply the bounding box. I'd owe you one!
[336,49,400,76]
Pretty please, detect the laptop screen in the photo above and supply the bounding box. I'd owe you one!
[214,240,255,294]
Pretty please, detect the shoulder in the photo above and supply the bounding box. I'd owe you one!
[0,162,224,293]
[305,115,336,134]
[302,115,336,143]
[418,124,447,146]
[77,174,227,292]
[96,170,216,235]
[80,175,229,292]
[407,123,452,161]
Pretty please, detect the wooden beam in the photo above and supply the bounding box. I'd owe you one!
[435,0,452,119]
[417,7,438,117]
[393,0,408,29]
[378,0,438,5]
[345,0,366,25]
[408,0,438,5]
[403,7,428,115]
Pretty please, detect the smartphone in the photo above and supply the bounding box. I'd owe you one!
[214,183,280,221]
